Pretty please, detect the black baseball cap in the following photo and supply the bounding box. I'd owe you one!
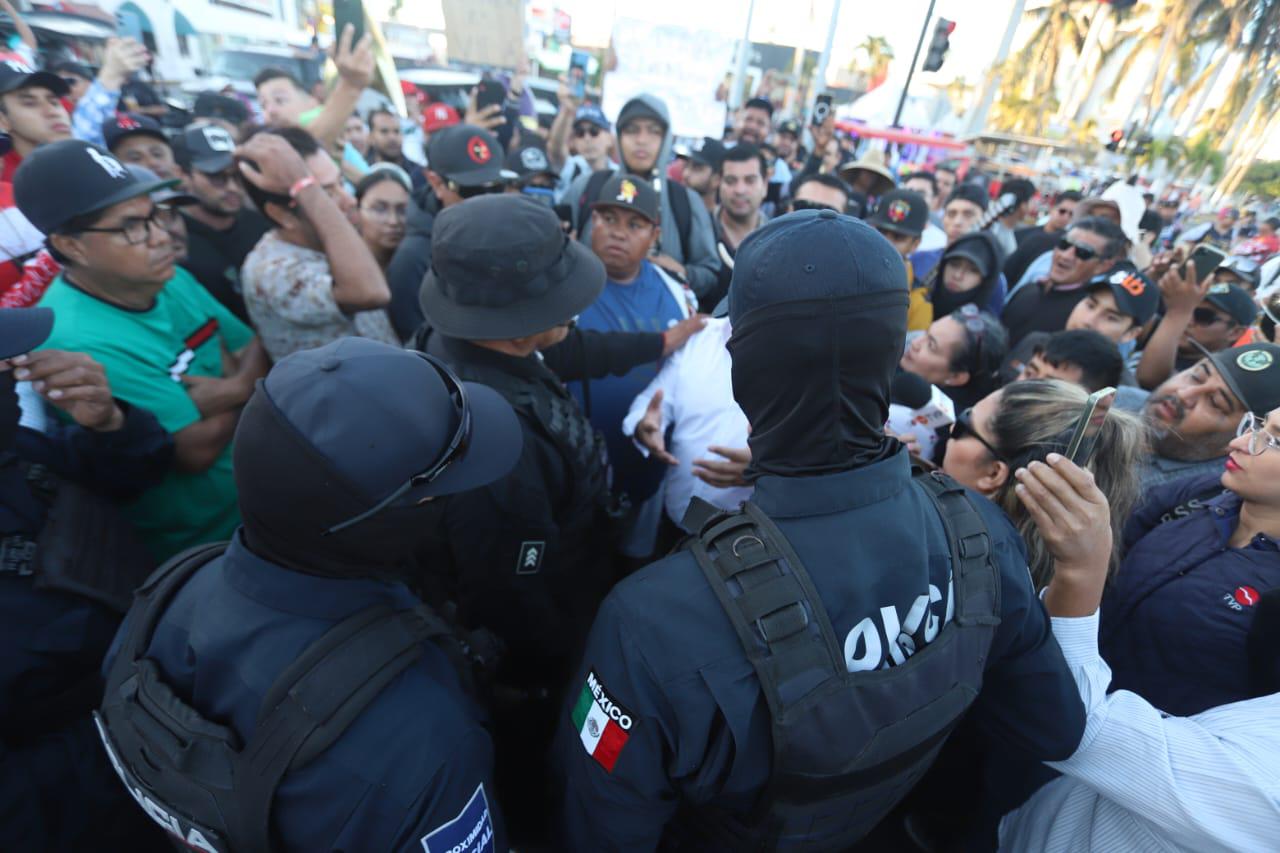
[865,189,929,237]
[1208,343,1280,415]
[193,91,250,125]
[504,139,557,182]
[0,58,69,97]
[1217,255,1261,289]
[421,194,605,340]
[103,112,167,152]
[51,60,95,81]
[689,136,726,170]
[1203,281,1258,327]
[592,173,659,224]
[14,139,177,235]
[0,307,53,359]
[426,124,508,187]
[776,119,801,138]
[172,124,238,174]
[947,182,989,210]
[744,97,774,115]
[1089,261,1160,325]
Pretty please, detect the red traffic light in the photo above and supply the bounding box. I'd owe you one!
[944,19,956,35]
[1109,130,1124,142]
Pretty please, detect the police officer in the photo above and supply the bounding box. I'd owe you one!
[416,192,626,840]
[555,209,1088,849]
[96,337,522,852]
[0,307,172,851]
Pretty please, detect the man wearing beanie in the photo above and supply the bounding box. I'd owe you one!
[97,338,521,852]
[909,183,1012,319]
[557,208,1085,849]
[562,93,720,300]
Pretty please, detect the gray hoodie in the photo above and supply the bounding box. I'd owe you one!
[564,93,720,299]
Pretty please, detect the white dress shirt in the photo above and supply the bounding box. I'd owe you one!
[999,611,1280,852]
[917,222,947,253]
[621,317,752,529]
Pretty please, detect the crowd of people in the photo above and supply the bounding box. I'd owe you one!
[2,27,1278,853]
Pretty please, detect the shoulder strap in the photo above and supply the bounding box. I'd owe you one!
[577,170,612,234]
[911,470,1000,625]
[668,179,694,254]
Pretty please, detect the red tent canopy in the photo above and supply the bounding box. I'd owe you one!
[834,121,967,151]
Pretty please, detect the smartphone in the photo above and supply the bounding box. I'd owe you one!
[475,78,507,113]
[1188,243,1228,283]
[333,0,366,46]
[116,10,145,43]
[811,94,832,128]
[569,51,590,101]
[1064,386,1117,468]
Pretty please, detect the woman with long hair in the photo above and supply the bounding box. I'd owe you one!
[354,166,412,271]
[942,379,1147,589]
[900,304,1008,413]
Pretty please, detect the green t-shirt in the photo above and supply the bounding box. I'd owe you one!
[299,105,324,127]
[38,267,254,560]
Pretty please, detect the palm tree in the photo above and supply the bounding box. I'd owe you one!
[1007,0,1090,134]
[854,34,894,83]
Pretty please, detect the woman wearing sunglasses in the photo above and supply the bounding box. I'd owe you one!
[941,379,1146,589]
[1098,407,1280,716]
[900,303,1008,413]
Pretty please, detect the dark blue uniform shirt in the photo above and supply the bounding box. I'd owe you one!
[107,533,505,853]
[556,449,1085,850]
[1104,473,1280,716]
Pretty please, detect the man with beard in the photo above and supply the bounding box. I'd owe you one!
[556,208,1085,849]
[682,136,726,213]
[171,124,269,323]
[1121,343,1280,489]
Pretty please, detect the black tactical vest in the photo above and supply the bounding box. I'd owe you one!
[678,470,1000,850]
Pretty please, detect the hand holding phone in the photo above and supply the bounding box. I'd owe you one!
[811,94,832,128]
[1064,386,1117,469]
[475,78,507,113]
[1188,243,1228,284]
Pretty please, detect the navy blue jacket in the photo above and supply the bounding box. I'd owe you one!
[1,404,172,851]
[107,533,504,853]
[1103,473,1280,716]
[555,449,1085,850]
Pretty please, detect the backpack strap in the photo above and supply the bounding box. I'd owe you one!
[667,179,694,259]
[576,170,612,235]
[912,470,1001,626]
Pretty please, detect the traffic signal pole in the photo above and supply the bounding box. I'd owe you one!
[892,0,938,128]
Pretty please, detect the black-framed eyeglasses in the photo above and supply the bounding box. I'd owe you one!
[201,169,239,188]
[1056,236,1099,262]
[324,352,472,535]
[791,199,838,213]
[1191,306,1229,327]
[951,407,1006,462]
[449,181,505,200]
[955,303,985,371]
[76,207,179,245]
[573,125,603,138]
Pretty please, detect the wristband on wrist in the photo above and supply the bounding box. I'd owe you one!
[288,176,317,200]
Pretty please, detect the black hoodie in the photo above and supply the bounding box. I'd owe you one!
[930,230,1004,319]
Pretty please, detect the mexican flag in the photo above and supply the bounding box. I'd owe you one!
[571,670,633,773]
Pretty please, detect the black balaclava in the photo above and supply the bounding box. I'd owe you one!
[727,209,909,480]
[931,230,1002,319]
[234,389,427,581]
[0,373,20,451]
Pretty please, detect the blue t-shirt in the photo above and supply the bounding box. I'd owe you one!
[569,261,683,500]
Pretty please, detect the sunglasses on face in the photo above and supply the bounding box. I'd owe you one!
[791,199,838,213]
[573,125,603,138]
[951,407,1005,462]
[201,170,239,188]
[1191,307,1230,327]
[1056,237,1099,262]
[450,181,505,199]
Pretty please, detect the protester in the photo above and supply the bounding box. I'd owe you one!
[1178,205,1238,251]
[1001,216,1127,346]
[549,101,614,199]
[239,128,396,358]
[365,107,425,192]
[933,163,958,209]
[705,143,769,309]
[732,96,772,146]
[1214,253,1262,292]
[503,137,559,194]
[18,139,267,560]
[865,189,930,331]
[773,118,804,171]
[789,172,852,213]
[127,164,198,263]
[1234,215,1279,263]
[557,209,1087,849]
[942,379,1145,589]
[1020,329,1125,392]
[190,91,252,140]
[997,451,1280,853]
[1120,343,1280,488]
[103,112,176,180]
[342,113,368,156]
[901,304,1008,412]
[681,136,726,213]
[1062,262,1160,356]
[837,149,895,199]
[0,60,72,179]
[1008,192,1081,288]
[51,60,93,107]
[0,307,172,852]
[901,171,947,250]
[928,231,1008,320]
[564,94,719,299]
[908,184,1011,316]
[69,38,148,148]
[97,337,519,853]
[384,123,506,340]
[988,178,1035,257]
[354,167,411,270]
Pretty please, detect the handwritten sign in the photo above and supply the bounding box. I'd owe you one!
[442,0,525,69]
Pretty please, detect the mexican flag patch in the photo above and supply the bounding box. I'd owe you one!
[571,669,633,772]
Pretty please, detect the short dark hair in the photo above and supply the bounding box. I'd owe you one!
[1001,178,1036,205]
[1069,215,1128,260]
[936,162,958,177]
[47,207,111,264]
[253,67,305,91]
[744,97,774,116]
[719,143,767,179]
[948,308,1009,393]
[1037,329,1124,392]
[240,126,323,226]
[367,107,399,129]
[1265,216,1280,230]
[792,173,851,206]
[355,167,411,202]
[902,171,937,194]
[1052,190,1083,206]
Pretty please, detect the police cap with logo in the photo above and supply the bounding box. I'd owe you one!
[503,139,557,184]
[426,124,508,187]
[172,123,238,174]
[13,139,177,235]
[1203,281,1258,327]
[1208,343,1280,416]
[421,194,605,341]
[1087,261,1160,326]
[591,173,659,225]
[0,58,69,97]
[865,189,928,238]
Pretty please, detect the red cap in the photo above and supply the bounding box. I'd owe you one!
[400,79,418,95]
[422,103,461,133]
